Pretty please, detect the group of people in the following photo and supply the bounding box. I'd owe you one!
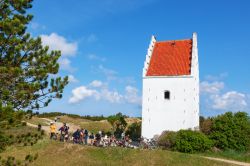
[71,130,133,147]
[49,122,69,141]
[49,122,133,147]
[72,128,90,145]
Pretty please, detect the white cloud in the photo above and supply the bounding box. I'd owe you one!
[88,54,106,62]
[69,85,122,104]
[211,91,248,111]
[68,75,78,83]
[89,80,103,88]
[41,33,77,56]
[69,86,99,104]
[124,86,141,105]
[204,73,228,81]
[200,79,249,112]
[96,65,118,81]
[58,58,75,72]
[200,81,224,94]
[101,88,123,103]
[69,81,141,106]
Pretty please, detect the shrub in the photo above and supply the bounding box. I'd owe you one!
[34,153,38,160]
[0,133,9,152]
[174,130,213,153]
[125,122,141,141]
[157,131,177,149]
[25,154,31,161]
[209,112,250,151]
[40,130,45,136]
[5,156,15,166]
[200,116,213,135]
[22,122,27,126]
[26,132,31,137]
[108,113,127,138]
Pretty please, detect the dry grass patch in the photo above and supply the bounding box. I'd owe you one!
[52,116,112,133]
[26,117,49,126]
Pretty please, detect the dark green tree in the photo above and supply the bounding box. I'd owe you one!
[209,112,250,151]
[0,0,68,110]
[107,112,127,138]
[125,122,141,141]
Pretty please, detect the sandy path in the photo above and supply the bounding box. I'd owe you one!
[203,157,250,166]
[26,118,80,134]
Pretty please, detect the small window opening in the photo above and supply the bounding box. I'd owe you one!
[164,91,170,100]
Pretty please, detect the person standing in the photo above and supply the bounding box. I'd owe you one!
[58,123,69,142]
[84,129,88,145]
[37,124,42,131]
[50,122,56,140]
[121,132,125,140]
[89,133,94,145]
[73,129,80,144]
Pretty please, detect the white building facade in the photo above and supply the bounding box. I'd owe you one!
[141,33,199,139]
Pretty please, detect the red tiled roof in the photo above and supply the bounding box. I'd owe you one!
[146,39,193,76]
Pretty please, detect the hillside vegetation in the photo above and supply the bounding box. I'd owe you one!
[1,112,250,165]
[0,138,234,166]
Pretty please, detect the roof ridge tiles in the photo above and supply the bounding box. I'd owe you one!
[156,38,192,43]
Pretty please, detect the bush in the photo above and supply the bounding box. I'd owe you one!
[34,153,38,160]
[209,112,250,151]
[40,130,45,136]
[126,122,141,141]
[0,154,38,166]
[108,113,127,138]
[200,116,213,135]
[174,130,213,153]
[0,106,25,128]
[0,133,9,152]
[157,131,177,149]
[22,122,27,126]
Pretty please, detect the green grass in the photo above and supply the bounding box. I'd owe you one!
[0,139,234,166]
[2,118,248,165]
[201,149,250,163]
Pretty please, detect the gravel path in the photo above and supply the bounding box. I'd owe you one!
[203,157,250,166]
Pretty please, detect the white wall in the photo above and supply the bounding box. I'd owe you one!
[141,33,199,139]
[141,76,199,138]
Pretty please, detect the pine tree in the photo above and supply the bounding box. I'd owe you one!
[0,0,68,110]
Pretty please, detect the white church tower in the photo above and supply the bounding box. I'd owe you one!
[142,33,199,139]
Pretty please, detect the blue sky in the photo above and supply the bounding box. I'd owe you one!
[28,0,250,117]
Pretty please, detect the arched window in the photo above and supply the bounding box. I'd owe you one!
[164,91,170,100]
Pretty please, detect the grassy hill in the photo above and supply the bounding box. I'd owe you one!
[54,115,112,133]
[0,138,234,166]
[31,115,141,133]
[1,116,249,166]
